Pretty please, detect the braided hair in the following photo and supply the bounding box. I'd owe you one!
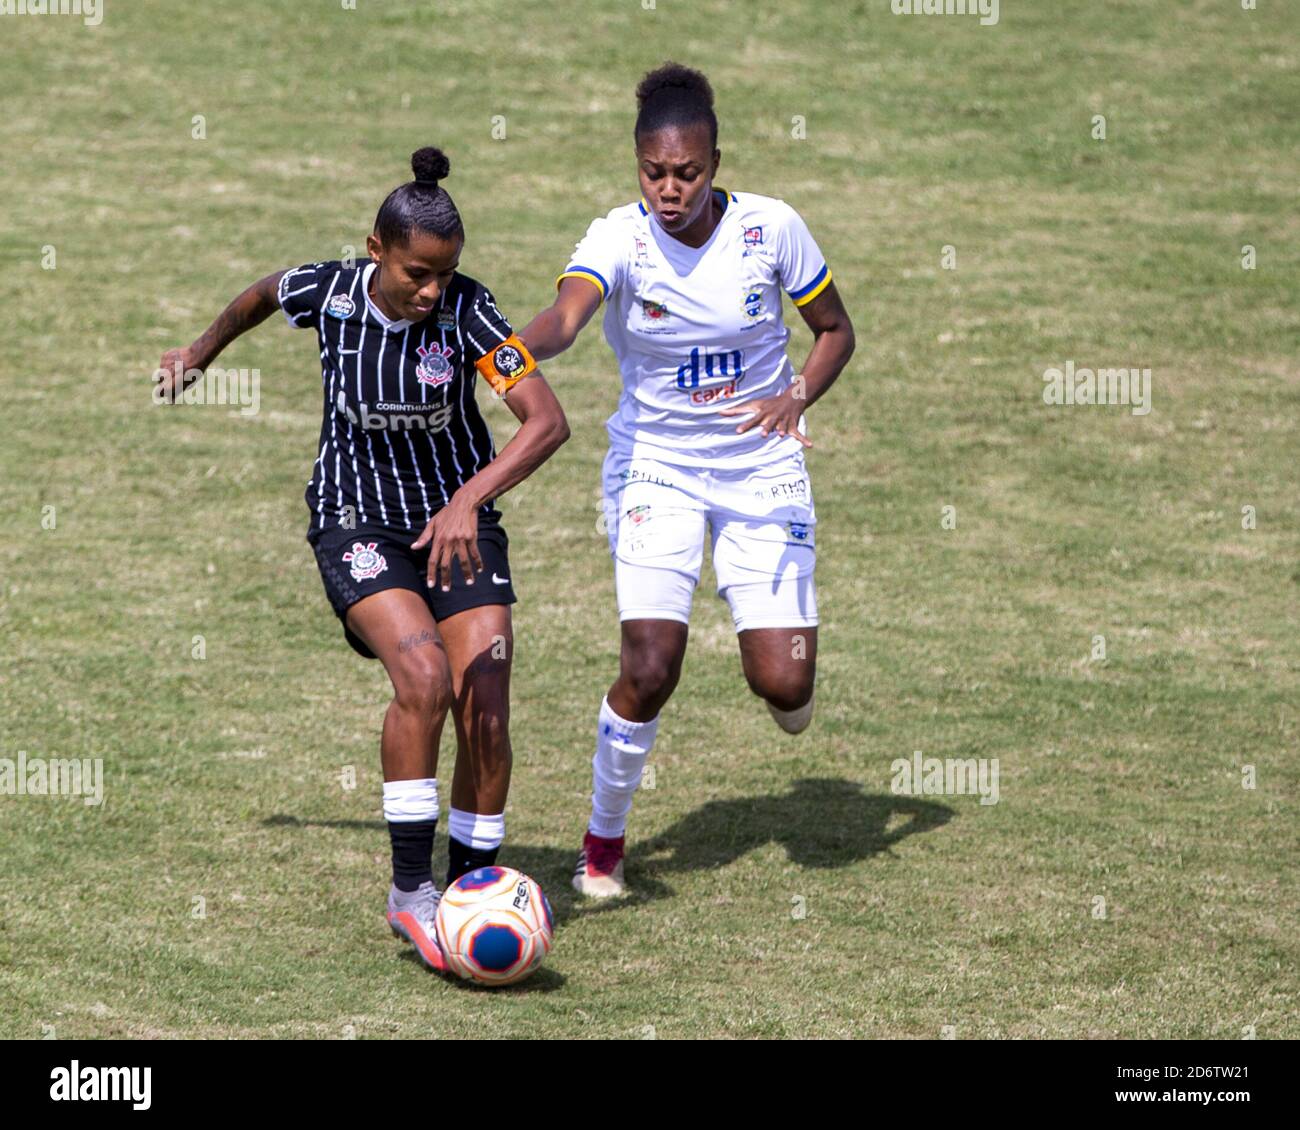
[373,146,463,245]
[634,63,718,148]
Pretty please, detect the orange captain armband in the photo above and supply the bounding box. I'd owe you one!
[474,334,538,397]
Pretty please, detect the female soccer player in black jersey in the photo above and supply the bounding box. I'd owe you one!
[156,147,567,973]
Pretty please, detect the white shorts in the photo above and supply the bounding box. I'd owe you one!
[602,447,818,632]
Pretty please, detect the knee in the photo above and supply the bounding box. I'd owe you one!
[391,654,453,719]
[746,664,815,712]
[623,645,683,710]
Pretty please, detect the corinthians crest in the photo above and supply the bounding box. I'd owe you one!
[416,342,454,386]
[342,541,388,582]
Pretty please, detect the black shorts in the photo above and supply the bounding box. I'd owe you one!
[309,515,517,659]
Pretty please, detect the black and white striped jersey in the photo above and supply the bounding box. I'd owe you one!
[278,260,514,537]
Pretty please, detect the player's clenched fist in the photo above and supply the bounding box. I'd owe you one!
[154,346,197,402]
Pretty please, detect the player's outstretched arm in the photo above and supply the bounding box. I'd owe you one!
[411,371,570,592]
[517,278,602,362]
[154,270,287,401]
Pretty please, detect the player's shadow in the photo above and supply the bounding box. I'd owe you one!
[508,777,954,922]
[646,776,950,872]
[263,779,952,927]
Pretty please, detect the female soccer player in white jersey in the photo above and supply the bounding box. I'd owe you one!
[518,65,856,897]
[155,148,568,970]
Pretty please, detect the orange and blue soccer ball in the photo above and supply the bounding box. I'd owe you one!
[435,866,554,986]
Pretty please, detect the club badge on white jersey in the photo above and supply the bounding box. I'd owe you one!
[558,189,833,470]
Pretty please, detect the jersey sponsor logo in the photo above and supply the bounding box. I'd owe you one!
[435,307,457,330]
[755,478,809,501]
[326,293,356,319]
[342,541,388,582]
[415,342,454,386]
[334,388,455,433]
[691,380,742,405]
[742,286,764,320]
[744,225,764,246]
[617,466,673,488]
[634,236,652,264]
[626,504,652,526]
[675,346,745,390]
[636,296,674,336]
[787,521,811,543]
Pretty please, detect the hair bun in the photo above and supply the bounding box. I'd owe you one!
[636,62,714,109]
[411,146,450,186]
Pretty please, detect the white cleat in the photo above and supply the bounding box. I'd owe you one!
[767,694,814,734]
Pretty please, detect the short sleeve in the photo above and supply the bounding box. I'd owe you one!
[460,282,515,364]
[556,216,626,304]
[277,262,332,328]
[772,204,832,308]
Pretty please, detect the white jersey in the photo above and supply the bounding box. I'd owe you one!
[559,189,833,469]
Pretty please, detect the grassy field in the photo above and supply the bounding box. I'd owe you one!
[1,0,1296,1039]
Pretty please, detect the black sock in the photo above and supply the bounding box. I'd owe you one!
[389,819,437,892]
[446,837,501,887]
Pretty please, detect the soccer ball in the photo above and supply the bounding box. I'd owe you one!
[435,866,554,986]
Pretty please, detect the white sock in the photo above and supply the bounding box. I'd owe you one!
[767,693,815,734]
[382,777,439,823]
[589,697,658,839]
[448,807,505,851]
